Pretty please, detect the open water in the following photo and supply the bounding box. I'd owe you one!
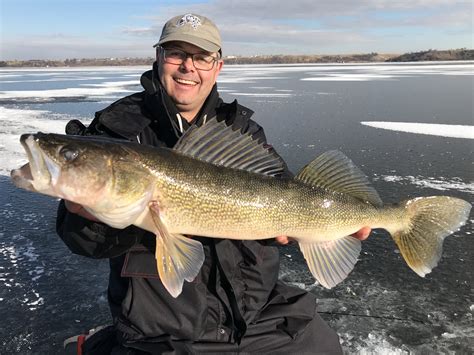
[0,62,473,353]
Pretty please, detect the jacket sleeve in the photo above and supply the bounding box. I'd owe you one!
[55,113,149,258]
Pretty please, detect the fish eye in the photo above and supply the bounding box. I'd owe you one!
[60,146,79,162]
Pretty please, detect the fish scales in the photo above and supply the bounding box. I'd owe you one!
[147,148,396,241]
[10,118,471,297]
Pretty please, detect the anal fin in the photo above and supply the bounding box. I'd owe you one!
[299,236,361,289]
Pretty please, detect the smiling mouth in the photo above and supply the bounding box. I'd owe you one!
[174,77,198,86]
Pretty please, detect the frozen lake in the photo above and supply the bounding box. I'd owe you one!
[0,62,473,353]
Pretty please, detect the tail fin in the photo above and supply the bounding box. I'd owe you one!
[390,196,471,277]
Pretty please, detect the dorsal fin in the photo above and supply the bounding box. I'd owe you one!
[295,150,383,207]
[173,117,286,177]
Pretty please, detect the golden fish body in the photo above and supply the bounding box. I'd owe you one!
[11,118,471,297]
[145,150,383,241]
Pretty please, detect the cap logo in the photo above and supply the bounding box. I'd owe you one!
[176,14,202,30]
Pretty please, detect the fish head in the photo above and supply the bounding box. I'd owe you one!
[11,133,152,211]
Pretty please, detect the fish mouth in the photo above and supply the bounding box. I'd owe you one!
[11,162,36,192]
[11,134,60,194]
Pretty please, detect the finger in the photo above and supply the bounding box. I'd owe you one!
[149,201,161,216]
[352,227,371,241]
[64,200,82,213]
[65,200,100,222]
[275,235,289,245]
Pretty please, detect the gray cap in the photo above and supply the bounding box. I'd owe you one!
[154,14,221,53]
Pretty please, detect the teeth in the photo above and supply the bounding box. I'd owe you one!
[175,78,197,85]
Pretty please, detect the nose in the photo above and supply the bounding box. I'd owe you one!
[180,56,195,72]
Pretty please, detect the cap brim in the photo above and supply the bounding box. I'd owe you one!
[153,34,220,53]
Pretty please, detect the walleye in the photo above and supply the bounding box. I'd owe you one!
[11,118,471,298]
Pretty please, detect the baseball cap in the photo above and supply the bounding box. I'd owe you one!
[154,14,222,53]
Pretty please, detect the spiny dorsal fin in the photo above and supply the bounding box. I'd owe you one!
[295,150,383,207]
[173,117,286,177]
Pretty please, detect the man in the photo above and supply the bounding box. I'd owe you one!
[58,13,370,354]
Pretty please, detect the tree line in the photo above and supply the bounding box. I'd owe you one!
[1,49,472,67]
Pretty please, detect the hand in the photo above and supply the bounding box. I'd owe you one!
[275,235,293,245]
[275,226,372,245]
[351,226,371,241]
[64,200,100,222]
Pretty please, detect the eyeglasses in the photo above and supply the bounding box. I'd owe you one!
[161,47,219,71]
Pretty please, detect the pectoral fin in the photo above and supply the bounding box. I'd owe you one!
[150,205,205,298]
[299,236,361,289]
[92,189,153,229]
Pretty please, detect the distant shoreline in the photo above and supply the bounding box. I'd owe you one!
[1,49,472,68]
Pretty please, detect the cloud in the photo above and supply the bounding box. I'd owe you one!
[220,22,368,49]
[147,0,471,21]
[1,0,471,59]
[136,0,472,55]
[121,27,156,36]
[2,34,153,60]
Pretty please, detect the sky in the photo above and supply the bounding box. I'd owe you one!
[1,0,472,60]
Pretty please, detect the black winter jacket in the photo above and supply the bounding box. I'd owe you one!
[56,63,325,352]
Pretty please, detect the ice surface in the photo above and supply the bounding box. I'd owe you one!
[0,84,137,100]
[0,66,148,73]
[79,80,139,88]
[232,92,294,97]
[0,107,88,176]
[0,67,145,104]
[361,121,474,139]
[302,73,395,81]
[0,63,472,353]
[373,174,474,194]
[0,234,44,311]
[216,61,474,83]
[1,76,108,84]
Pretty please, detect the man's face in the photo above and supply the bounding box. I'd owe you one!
[157,41,223,119]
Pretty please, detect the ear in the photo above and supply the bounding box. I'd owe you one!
[215,59,224,75]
